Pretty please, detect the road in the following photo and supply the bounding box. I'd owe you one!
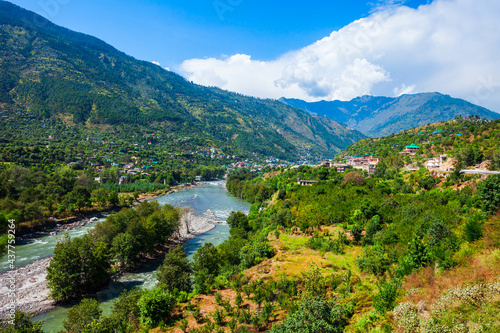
[461,170,500,175]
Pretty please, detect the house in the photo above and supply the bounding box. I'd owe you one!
[297,179,317,186]
[353,162,378,175]
[403,144,420,154]
[195,176,202,181]
[333,163,352,173]
[426,155,447,170]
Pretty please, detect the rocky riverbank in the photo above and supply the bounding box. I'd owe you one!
[0,257,52,319]
[0,208,222,319]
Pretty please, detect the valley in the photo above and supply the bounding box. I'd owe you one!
[0,1,500,333]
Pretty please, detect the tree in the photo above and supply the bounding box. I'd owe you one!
[0,311,44,333]
[227,211,250,232]
[492,149,500,170]
[63,298,102,333]
[464,212,484,242]
[408,237,430,270]
[47,234,110,302]
[373,279,401,313]
[46,233,82,302]
[193,242,220,292]
[480,175,500,214]
[111,232,140,269]
[108,191,119,207]
[269,296,348,333]
[351,224,363,244]
[456,146,475,167]
[418,175,437,191]
[91,188,109,207]
[303,263,326,298]
[137,287,176,327]
[65,185,91,211]
[109,289,145,332]
[157,245,193,293]
[342,171,365,187]
[364,215,382,245]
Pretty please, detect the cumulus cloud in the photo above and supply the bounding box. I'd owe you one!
[152,61,161,66]
[180,0,500,111]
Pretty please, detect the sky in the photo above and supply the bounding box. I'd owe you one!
[7,0,500,112]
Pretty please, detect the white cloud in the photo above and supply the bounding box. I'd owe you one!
[394,84,416,96]
[152,61,161,66]
[179,0,500,112]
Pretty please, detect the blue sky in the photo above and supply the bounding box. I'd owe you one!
[7,0,429,67]
[6,0,500,112]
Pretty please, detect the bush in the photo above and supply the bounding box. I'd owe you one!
[480,175,500,214]
[0,311,44,333]
[63,298,102,333]
[464,212,484,242]
[269,296,348,333]
[138,287,176,327]
[373,279,401,313]
[357,245,390,276]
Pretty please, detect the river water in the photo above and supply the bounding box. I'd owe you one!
[26,181,250,332]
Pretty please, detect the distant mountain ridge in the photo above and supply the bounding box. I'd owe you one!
[0,1,365,159]
[279,93,500,137]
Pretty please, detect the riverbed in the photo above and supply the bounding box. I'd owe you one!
[26,181,250,332]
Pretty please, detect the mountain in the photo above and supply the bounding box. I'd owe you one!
[0,1,365,160]
[279,93,500,138]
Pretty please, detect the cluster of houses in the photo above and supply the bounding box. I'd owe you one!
[322,155,381,175]
[180,148,239,160]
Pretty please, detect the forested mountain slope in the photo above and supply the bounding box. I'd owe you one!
[0,1,364,159]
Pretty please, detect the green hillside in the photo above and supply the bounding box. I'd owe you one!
[343,116,500,170]
[0,1,364,161]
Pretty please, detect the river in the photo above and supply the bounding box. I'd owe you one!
[22,181,249,332]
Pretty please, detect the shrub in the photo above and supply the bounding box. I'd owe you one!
[63,298,102,333]
[351,224,363,244]
[137,287,176,327]
[373,279,401,313]
[480,175,500,214]
[0,311,44,333]
[268,296,348,333]
[464,212,484,242]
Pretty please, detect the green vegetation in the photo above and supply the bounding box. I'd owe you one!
[0,311,43,333]
[46,201,180,302]
[344,116,500,170]
[2,2,500,332]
